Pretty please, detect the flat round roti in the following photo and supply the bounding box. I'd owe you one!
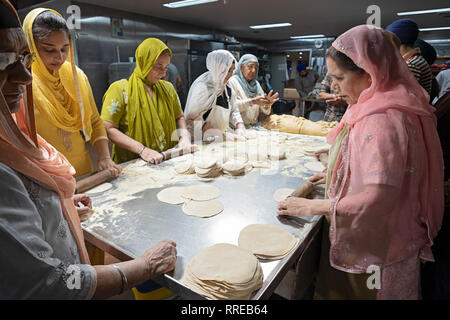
[85,182,112,196]
[182,199,224,218]
[188,243,259,283]
[238,224,298,257]
[157,186,186,205]
[273,188,295,202]
[181,184,221,201]
[304,161,325,172]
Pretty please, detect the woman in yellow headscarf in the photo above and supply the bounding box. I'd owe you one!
[101,37,191,165]
[22,8,121,177]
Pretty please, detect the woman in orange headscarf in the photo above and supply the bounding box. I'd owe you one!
[0,0,177,299]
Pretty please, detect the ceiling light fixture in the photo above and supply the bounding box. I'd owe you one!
[249,23,292,29]
[419,26,450,31]
[290,34,325,39]
[397,8,450,16]
[163,0,218,9]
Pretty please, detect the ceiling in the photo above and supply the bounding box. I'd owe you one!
[75,0,450,41]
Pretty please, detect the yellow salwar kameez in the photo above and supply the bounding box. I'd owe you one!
[23,8,108,177]
[101,38,182,300]
[101,38,182,164]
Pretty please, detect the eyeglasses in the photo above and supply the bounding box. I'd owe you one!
[0,52,36,71]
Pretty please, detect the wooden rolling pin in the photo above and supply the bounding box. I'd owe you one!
[76,170,115,194]
[289,180,314,198]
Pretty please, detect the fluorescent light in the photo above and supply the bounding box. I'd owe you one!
[426,39,450,43]
[163,0,218,8]
[249,23,292,30]
[397,8,450,16]
[419,26,450,31]
[290,34,325,39]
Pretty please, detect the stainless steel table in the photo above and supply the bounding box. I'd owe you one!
[81,129,329,300]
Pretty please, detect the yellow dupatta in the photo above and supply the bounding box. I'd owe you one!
[22,8,94,141]
[127,38,178,152]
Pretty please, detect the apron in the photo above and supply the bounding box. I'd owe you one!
[204,89,231,132]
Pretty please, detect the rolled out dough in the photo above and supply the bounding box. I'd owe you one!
[273,188,295,202]
[157,186,186,205]
[182,199,224,218]
[181,184,221,201]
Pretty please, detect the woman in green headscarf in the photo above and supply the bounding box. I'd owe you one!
[101,38,191,164]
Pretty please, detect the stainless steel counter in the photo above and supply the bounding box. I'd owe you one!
[82,129,329,300]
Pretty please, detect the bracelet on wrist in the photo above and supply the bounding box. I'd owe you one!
[98,157,111,162]
[111,264,128,295]
[138,146,146,156]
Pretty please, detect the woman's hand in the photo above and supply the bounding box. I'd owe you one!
[277,197,315,217]
[265,89,279,105]
[139,240,178,278]
[325,93,346,105]
[235,123,255,140]
[308,172,326,186]
[140,147,164,164]
[313,148,329,161]
[72,193,92,216]
[97,158,122,177]
[252,95,270,106]
[177,136,192,150]
[277,197,331,217]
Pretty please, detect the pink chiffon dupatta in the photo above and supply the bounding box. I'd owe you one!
[326,25,444,280]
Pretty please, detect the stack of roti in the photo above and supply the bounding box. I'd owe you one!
[182,243,264,300]
[221,159,247,176]
[174,161,195,175]
[238,224,299,260]
[181,184,223,218]
[194,157,222,178]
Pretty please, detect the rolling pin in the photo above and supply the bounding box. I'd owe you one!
[76,169,115,194]
[161,144,198,161]
[289,180,314,198]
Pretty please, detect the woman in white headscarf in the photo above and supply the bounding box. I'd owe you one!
[228,54,279,125]
[184,50,248,142]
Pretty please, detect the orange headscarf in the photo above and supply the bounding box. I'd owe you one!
[0,0,89,264]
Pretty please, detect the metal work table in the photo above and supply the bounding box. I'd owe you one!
[82,130,329,300]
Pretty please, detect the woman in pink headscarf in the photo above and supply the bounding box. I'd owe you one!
[277,25,444,299]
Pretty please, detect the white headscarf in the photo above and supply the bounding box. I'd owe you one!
[184,50,236,120]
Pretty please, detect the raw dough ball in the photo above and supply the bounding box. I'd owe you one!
[157,186,186,205]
